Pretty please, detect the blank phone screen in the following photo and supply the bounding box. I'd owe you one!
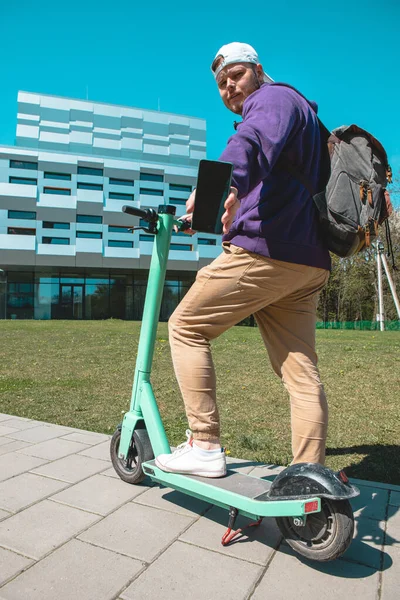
[191,160,233,234]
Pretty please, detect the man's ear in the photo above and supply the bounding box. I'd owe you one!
[255,63,264,84]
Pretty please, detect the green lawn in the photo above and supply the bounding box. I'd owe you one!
[1,320,399,485]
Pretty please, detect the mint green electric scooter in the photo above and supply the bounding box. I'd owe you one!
[110,165,359,561]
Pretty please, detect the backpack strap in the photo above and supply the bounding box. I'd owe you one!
[270,83,331,195]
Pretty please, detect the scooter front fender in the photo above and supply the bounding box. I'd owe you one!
[268,462,359,501]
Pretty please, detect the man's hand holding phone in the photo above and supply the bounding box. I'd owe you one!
[178,187,239,235]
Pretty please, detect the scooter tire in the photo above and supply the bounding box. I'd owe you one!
[110,426,154,485]
[276,498,354,562]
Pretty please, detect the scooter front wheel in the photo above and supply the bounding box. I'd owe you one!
[276,498,354,562]
[110,426,154,485]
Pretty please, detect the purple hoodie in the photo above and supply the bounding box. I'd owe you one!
[219,83,331,271]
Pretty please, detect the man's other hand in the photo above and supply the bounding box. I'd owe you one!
[221,187,239,234]
[186,189,196,215]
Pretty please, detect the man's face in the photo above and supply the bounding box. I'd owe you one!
[216,62,264,115]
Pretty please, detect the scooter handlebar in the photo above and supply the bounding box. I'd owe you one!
[122,205,158,224]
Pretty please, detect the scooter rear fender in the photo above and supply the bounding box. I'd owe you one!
[268,462,359,501]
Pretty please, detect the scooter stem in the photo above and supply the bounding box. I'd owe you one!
[119,205,178,459]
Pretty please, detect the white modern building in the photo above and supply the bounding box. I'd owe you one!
[0,92,220,320]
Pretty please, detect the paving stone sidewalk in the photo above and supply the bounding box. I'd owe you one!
[0,413,398,600]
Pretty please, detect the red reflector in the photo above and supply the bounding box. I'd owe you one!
[339,470,349,483]
[305,500,319,513]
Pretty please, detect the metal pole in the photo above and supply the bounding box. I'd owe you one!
[380,253,400,319]
[376,248,385,331]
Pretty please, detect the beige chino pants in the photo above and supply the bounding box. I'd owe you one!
[168,243,330,464]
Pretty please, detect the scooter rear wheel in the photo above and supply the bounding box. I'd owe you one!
[110,425,154,485]
[275,498,354,562]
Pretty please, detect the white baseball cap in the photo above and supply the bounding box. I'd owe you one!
[211,42,274,83]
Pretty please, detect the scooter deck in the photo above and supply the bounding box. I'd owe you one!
[142,460,321,520]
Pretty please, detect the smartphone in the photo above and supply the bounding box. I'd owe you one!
[191,160,233,234]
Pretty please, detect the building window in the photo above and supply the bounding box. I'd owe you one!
[171,243,192,251]
[109,178,134,186]
[108,225,132,233]
[77,166,103,176]
[108,240,134,248]
[76,231,102,239]
[43,221,70,230]
[42,237,70,245]
[169,183,192,193]
[76,215,102,224]
[77,182,103,191]
[169,197,187,205]
[43,187,71,195]
[109,192,134,201]
[8,210,36,220]
[140,188,163,196]
[140,172,163,182]
[9,176,37,185]
[44,172,71,180]
[8,227,36,235]
[10,160,38,170]
[139,234,153,242]
[198,238,217,245]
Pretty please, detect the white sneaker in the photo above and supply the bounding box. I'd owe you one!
[155,430,227,478]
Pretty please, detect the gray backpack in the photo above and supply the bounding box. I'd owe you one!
[275,84,393,257]
[313,124,393,257]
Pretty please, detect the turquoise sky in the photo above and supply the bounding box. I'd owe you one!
[1,0,399,198]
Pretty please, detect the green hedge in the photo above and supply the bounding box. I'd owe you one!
[316,321,400,330]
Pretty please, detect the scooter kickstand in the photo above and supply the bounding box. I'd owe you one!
[221,507,263,546]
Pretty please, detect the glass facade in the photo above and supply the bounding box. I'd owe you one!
[43,187,71,195]
[77,166,103,176]
[44,172,71,180]
[109,192,134,201]
[9,176,37,185]
[109,178,134,186]
[2,271,194,321]
[10,160,38,170]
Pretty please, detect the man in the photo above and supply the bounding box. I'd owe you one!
[155,42,331,477]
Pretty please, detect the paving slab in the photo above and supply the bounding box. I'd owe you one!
[0,426,18,437]
[60,431,110,445]
[386,505,400,548]
[341,517,385,569]
[0,438,12,448]
[351,484,390,521]
[389,490,400,506]
[121,540,262,600]
[0,414,16,422]
[133,484,212,517]
[0,440,33,456]
[0,452,49,483]
[252,545,379,600]
[0,418,42,431]
[381,543,400,600]
[78,440,112,461]
[79,502,194,562]
[99,467,120,479]
[30,453,110,483]
[0,547,33,586]
[17,437,89,460]
[51,473,151,515]
[0,499,100,559]
[0,472,68,513]
[180,505,281,566]
[6,425,72,443]
[0,539,143,600]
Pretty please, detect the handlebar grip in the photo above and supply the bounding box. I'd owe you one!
[122,205,157,223]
